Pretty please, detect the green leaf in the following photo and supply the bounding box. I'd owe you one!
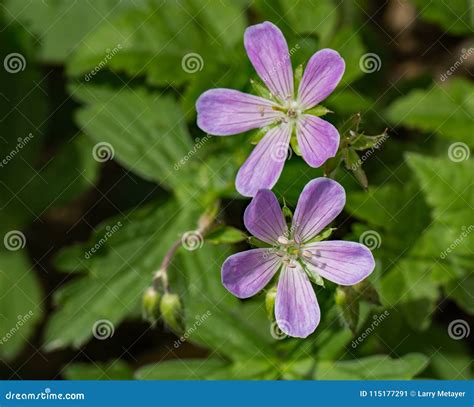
[206,226,247,244]
[136,358,229,380]
[4,0,133,63]
[64,361,133,380]
[44,199,198,350]
[282,0,338,41]
[0,250,43,360]
[67,1,246,85]
[406,153,474,227]
[72,84,192,189]
[315,353,429,379]
[188,0,246,47]
[410,0,472,35]
[386,79,474,147]
[446,273,474,314]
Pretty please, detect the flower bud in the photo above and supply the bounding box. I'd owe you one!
[160,292,183,333]
[142,287,161,325]
[265,287,277,320]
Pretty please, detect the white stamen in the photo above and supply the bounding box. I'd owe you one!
[302,250,313,259]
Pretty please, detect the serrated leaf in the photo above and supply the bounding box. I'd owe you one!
[386,79,474,147]
[72,84,192,189]
[44,200,198,350]
[406,153,474,227]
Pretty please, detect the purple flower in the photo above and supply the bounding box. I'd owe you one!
[196,21,345,197]
[221,178,375,338]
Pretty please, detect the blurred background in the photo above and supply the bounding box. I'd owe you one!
[0,0,472,380]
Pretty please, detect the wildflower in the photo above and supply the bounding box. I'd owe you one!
[221,178,375,338]
[196,21,345,196]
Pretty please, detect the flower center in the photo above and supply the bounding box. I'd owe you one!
[276,235,311,267]
[285,100,301,120]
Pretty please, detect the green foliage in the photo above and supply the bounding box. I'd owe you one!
[410,0,472,35]
[45,200,199,350]
[0,250,43,360]
[386,79,474,147]
[315,354,429,380]
[3,0,134,62]
[1,0,471,382]
[64,360,134,380]
[71,84,192,189]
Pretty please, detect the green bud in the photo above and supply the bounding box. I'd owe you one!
[265,287,277,320]
[142,287,161,325]
[160,293,183,333]
[282,199,293,223]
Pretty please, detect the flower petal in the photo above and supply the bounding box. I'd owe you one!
[303,241,375,285]
[222,249,281,298]
[244,189,287,244]
[236,123,291,197]
[244,21,294,102]
[196,88,282,135]
[292,178,345,243]
[275,263,320,338]
[298,49,345,109]
[297,115,339,167]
